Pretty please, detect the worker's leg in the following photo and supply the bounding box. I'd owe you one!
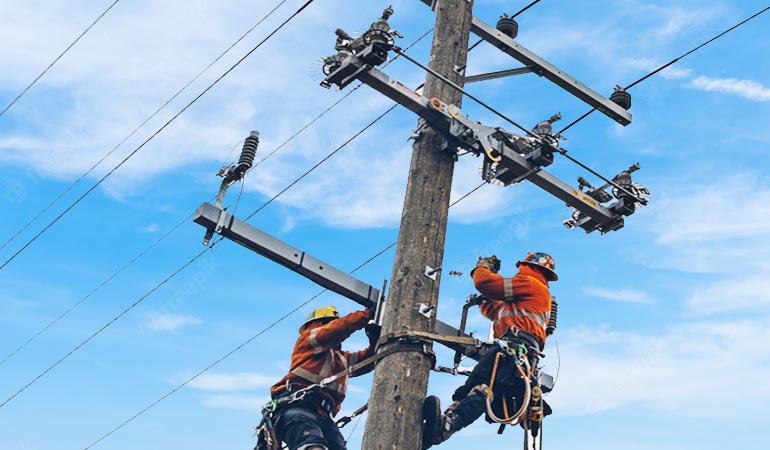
[276,404,329,450]
[431,348,501,445]
[319,415,348,450]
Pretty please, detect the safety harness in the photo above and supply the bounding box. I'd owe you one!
[256,328,440,450]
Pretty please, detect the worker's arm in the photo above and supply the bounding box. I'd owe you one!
[472,267,508,299]
[312,309,370,348]
[473,267,534,302]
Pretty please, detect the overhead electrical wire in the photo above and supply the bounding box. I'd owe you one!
[0,213,192,368]
[0,0,122,119]
[557,4,770,134]
[0,0,318,273]
[468,0,544,52]
[0,242,219,410]
[392,47,647,204]
[0,0,291,255]
[0,26,433,373]
[82,181,487,449]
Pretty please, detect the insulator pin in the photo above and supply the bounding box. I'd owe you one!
[546,297,558,336]
[238,131,259,172]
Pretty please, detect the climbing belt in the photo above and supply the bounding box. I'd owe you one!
[485,340,535,426]
[257,328,439,449]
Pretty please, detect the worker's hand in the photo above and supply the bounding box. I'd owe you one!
[365,323,381,347]
[365,307,376,321]
[470,255,501,277]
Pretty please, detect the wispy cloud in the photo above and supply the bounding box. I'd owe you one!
[188,372,274,391]
[137,223,160,233]
[550,318,770,418]
[688,76,770,102]
[687,275,770,316]
[143,312,202,332]
[201,394,266,411]
[582,286,651,304]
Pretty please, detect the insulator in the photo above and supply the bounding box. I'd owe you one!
[610,88,632,110]
[238,131,259,172]
[546,298,558,336]
[496,14,519,39]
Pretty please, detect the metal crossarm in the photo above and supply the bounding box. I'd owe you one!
[417,0,632,126]
[322,52,625,233]
[193,202,486,360]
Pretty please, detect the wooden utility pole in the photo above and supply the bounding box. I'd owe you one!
[361,1,475,449]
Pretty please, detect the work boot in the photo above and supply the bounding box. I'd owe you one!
[432,401,462,446]
[422,396,441,450]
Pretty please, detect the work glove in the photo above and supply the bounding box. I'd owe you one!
[365,323,381,348]
[470,255,501,277]
[365,307,376,321]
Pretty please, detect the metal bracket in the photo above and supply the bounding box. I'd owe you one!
[424,266,439,280]
[465,66,536,84]
[418,303,435,319]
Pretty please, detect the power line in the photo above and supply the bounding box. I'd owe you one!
[0,0,291,255]
[394,47,647,204]
[0,0,122,119]
[0,242,218,410]
[0,22,432,375]
[0,213,192,368]
[244,105,398,221]
[0,0,318,273]
[558,4,770,134]
[251,27,434,170]
[468,0,544,52]
[81,181,487,449]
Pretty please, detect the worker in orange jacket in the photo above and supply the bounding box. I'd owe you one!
[265,306,377,450]
[426,252,557,448]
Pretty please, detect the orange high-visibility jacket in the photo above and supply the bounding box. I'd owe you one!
[270,309,373,416]
[473,265,552,347]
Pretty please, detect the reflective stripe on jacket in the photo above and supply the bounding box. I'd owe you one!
[474,265,552,347]
[270,309,372,416]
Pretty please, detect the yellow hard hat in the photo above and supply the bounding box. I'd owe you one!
[300,306,340,331]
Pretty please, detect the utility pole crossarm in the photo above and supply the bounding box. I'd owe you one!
[416,0,632,126]
[194,203,379,306]
[193,202,486,360]
[323,55,626,233]
[468,16,632,125]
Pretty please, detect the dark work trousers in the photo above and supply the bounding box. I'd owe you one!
[275,403,347,450]
[450,346,529,430]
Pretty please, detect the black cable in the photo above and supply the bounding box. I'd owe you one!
[0,242,219,410]
[558,4,770,134]
[252,27,434,170]
[512,0,542,19]
[0,0,318,273]
[468,0,543,51]
[81,180,487,449]
[0,0,122,119]
[244,105,398,221]
[394,48,646,204]
[394,48,537,138]
[0,0,290,254]
[0,213,192,368]
[0,16,429,395]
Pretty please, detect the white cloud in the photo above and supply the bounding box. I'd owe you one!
[582,286,651,304]
[188,372,275,391]
[143,312,202,333]
[548,318,770,419]
[688,76,770,102]
[201,394,267,411]
[137,223,160,233]
[634,173,770,275]
[687,275,770,316]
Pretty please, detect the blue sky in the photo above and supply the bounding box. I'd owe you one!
[1,0,769,449]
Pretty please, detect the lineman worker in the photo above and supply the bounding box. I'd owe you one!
[261,306,378,450]
[425,252,557,448]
